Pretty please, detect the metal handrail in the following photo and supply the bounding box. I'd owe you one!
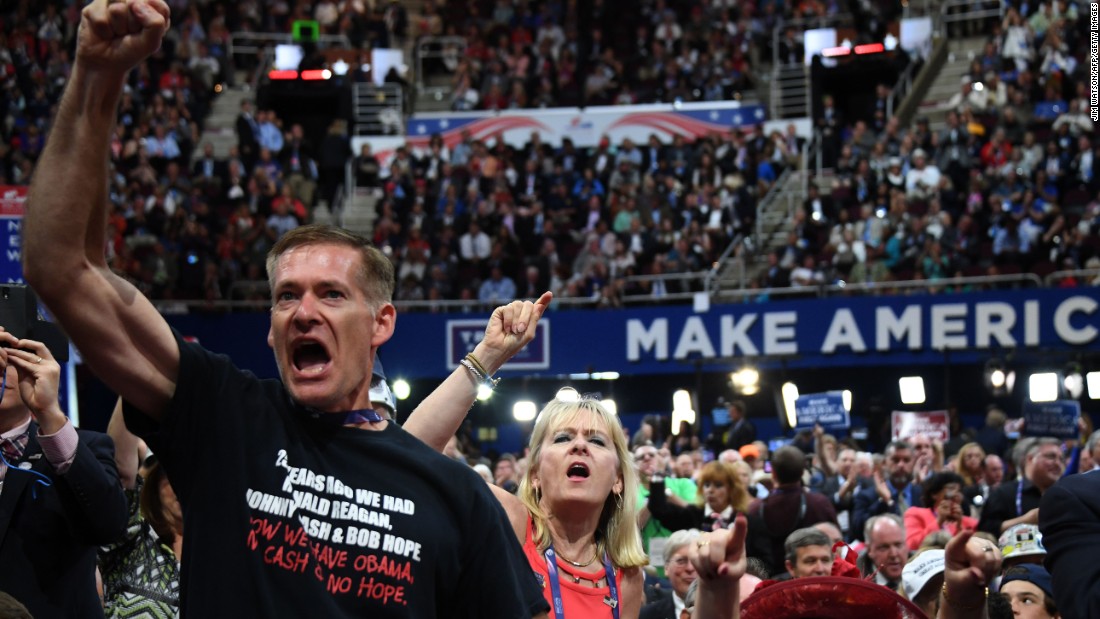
[770,14,855,66]
[886,57,919,120]
[704,233,746,296]
[156,270,1084,314]
[939,0,1004,21]
[711,272,1046,303]
[753,167,794,247]
[1044,268,1100,286]
[414,35,468,93]
[228,32,352,64]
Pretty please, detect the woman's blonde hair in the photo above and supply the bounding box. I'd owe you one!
[696,461,750,513]
[518,397,647,569]
[957,442,986,486]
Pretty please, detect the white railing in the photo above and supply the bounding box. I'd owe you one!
[157,271,1077,314]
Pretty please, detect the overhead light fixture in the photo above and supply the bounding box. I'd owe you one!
[781,382,799,429]
[513,400,536,421]
[1029,373,1059,402]
[1087,372,1100,399]
[731,367,760,396]
[1064,362,1084,399]
[602,399,618,416]
[842,389,852,412]
[567,371,620,380]
[899,376,926,405]
[391,379,411,400]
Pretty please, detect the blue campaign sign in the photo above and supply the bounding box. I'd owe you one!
[445,318,550,371]
[711,406,730,426]
[1023,400,1080,439]
[0,186,27,284]
[794,392,850,429]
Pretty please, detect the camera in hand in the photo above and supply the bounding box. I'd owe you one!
[0,285,69,362]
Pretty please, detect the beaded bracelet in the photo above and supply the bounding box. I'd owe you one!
[941,583,988,611]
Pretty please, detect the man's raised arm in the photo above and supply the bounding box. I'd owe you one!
[24,0,177,419]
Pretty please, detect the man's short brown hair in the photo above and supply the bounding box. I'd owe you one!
[266,224,395,309]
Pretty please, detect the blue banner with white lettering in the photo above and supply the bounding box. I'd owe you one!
[1023,400,1080,439]
[163,288,1100,381]
[0,186,26,284]
[794,392,850,429]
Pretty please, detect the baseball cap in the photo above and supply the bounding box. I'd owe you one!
[999,524,1046,560]
[1000,564,1054,599]
[739,444,761,460]
[902,549,945,600]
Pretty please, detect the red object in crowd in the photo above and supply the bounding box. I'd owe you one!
[742,577,927,618]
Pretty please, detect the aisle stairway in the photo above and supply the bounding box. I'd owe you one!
[912,35,989,131]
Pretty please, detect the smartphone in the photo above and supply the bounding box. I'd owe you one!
[0,285,69,362]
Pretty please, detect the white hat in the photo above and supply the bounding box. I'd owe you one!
[369,377,397,417]
[999,524,1046,560]
[902,549,945,600]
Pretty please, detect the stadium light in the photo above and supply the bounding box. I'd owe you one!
[1028,373,1058,403]
[781,382,799,428]
[1087,372,1100,399]
[671,390,695,435]
[513,400,537,422]
[731,367,760,396]
[392,379,411,400]
[899,376,926,405]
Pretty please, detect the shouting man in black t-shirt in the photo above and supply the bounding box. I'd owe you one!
[24,2,551,617]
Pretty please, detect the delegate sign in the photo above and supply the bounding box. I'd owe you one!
[794,392,850,430]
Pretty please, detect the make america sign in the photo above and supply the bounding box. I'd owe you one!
[623,294,1097,362]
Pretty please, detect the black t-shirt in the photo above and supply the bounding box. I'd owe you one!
[126,334,543,618]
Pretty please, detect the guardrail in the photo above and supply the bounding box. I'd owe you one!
[228,32,352,65]
[704,233,747,295]
[938,0,1004,30]
[414,36,467,99]
[157,268,1086,315]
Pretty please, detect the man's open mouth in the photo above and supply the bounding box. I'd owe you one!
[293,342,331,374]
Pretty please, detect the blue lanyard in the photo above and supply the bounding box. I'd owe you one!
[305,407,384,427]
[1016,479,1024,516]
[544,546,619,619]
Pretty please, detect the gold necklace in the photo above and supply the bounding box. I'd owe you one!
[556,544,599,569]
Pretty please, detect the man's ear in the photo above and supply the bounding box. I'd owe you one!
[371,303,397,347]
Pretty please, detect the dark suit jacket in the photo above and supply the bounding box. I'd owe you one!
[725,418,756,451]
[851,480,920,542]
[820,475,854,511]
[639,590,676,619]
[747,484,838,576]
[0,424,128,618]
[190,157,229,186]
[1040,470,1100,619]
[978,478,1043,536]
